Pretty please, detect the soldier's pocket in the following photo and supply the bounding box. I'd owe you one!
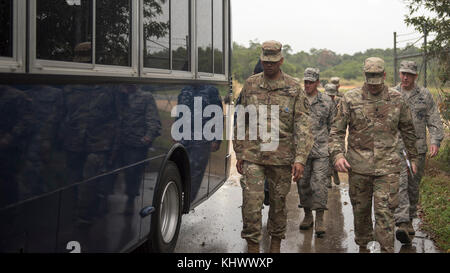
[388,175,400,210]
[349,104,368,130]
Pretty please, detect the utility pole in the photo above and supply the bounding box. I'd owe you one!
[423,25,428,87]
[394,32,398,86]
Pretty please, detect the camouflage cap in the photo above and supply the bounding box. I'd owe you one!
[399,61,418,75]
[324,83,338,96]
[260,40,283,62]
[330,77,340,85]
[304,67,320,82]
[364,57,385,84]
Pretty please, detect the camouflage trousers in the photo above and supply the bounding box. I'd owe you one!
[349,172,400,253]
[328,157,340,187]
[296,157,329,210]
[395,154,426,224]
[240,161,292,243]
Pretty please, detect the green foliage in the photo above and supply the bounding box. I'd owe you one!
[404,0,449,85]
[419,175,450,251]
[232,41,422,85]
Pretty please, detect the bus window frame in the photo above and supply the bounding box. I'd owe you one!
[0,0,26,73]
[195,0,228,82]
[140,0,195,80]
[28,0,140,78]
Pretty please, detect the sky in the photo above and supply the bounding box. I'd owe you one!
[232,0,424,55]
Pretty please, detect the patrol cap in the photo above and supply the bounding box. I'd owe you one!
[304,67,320,82]
[364,57,385,84]
[260,40,283,62]
[330,77,340,85]
[324,83,338,96]
[399,61,418,75]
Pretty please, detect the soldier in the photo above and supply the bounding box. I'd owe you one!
[177,84,222,202]
[394,61,444,244]
[324,83,341,187]
[330,77,342,97]
[297,68,335,237]
[234,40,313,253]
[0,86,33,207]
[252,58,270,207]
[118,84,161,214]
[329,57,419,253]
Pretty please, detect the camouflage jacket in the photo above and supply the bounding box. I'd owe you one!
[61,85,120,153]
[120,88,161,148]
[395,84,444,154]
[329,84,418,176]
[307,91,336,159]
[233,72,313,166]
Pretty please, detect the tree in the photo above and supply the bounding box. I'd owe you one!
[404,0,449,123]
[404,0,449,84]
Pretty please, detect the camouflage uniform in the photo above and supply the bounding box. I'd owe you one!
[297,70,336,211]
[0,86,33,207]
[21,85,64,198]
[329,57,418,252]
[61,85,120,223]
[330,77,343,98]
[324,83,341,187]
[234,41,313,244]
[394,62,444,225]
[177,84,222,201]
[118,85,161,202]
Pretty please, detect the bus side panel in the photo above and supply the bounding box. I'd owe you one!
[0,194,59,253]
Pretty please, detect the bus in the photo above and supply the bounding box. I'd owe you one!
[0,0,232,253]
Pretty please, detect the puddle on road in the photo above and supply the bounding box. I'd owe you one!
[175,173,441,253]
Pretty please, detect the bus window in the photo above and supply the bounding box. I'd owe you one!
[36,0,92,63]
[171,0,190,71]
[197,0,212,73]
[213,0,224,75]
[0,0,13,58]
[96,0,131,67]
[143,0,170,70]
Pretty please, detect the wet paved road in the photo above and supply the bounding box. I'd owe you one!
[175,171,441,253]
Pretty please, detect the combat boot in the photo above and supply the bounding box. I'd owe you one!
[315,209,326,236]
[396,223,412,244]
[407,221,415,235]
[247,240,260,253]
[269,237,281,253]
[300,208,314,230]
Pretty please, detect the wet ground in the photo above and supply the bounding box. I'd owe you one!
[175,157,441,253]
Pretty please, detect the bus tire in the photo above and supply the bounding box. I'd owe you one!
[148,161,183,253]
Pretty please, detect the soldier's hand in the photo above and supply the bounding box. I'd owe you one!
[141,136,152,145]
[236,159,244,175]
[429,145,439,158]
[335,158,351,173]
[411,162,417,175]
[292,163,305,182]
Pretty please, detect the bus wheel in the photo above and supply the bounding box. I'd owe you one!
[149,161,183,253]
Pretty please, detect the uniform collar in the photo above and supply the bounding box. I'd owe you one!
[260,71,288,91]
[396,83,420,98]
[308,91,323,105]
[362,84,390,101]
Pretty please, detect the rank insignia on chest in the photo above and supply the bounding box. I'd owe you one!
[285,107,289,113]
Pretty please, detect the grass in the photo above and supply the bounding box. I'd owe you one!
[419,174,450,252]
[419,135,450,252]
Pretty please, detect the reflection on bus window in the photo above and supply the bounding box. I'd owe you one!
[36,0,92,63]
[143,0,170,70]
[172,0,190,71]
[96,0,131,67]
[213,0,224,74]
[197,0,212,73]
[0,0,13,57]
